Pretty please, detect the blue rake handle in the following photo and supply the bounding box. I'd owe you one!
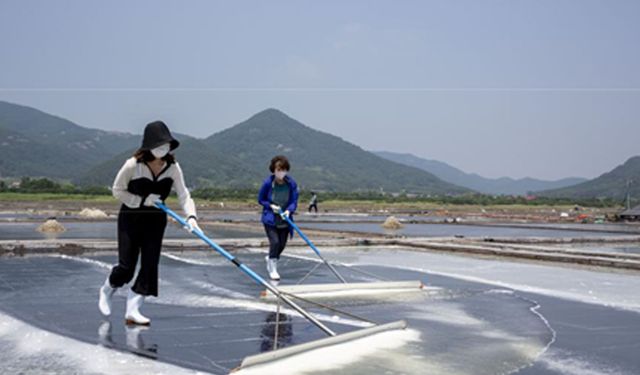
[278,209,347,283]
[155,201,336,336]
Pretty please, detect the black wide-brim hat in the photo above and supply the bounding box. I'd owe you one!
[141,121,180,151]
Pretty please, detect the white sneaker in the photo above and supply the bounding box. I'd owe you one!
[125,289,150,326]
[98,277,116,316]
[269,258,280,280]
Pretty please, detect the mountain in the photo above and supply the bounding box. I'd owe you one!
[374,151,587,195]
[76,138,256,188]
[201,109,468,194]
[538,156,640,199]
[15,105,466,194]
[0,100,201,183]
[0,101,141,178]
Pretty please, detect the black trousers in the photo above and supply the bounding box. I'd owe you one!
[264,224,289,259]
[109,205,167,297]
[308,204,318,213]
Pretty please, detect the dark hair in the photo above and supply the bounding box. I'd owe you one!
[133,149,175,164]
[269,155,290,173]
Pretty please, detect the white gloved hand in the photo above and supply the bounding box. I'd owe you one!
[270,204,281,213]
[185,217,201,233]
[144,194,162,207]
[282,210,290,218]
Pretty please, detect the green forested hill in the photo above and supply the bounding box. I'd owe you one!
[76,138,258,189]
[204,109,468,194]
[0,101,141,178]
[2,102,468,194]
[538,156,640,199]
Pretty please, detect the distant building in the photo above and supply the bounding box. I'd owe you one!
[619,204,640,221]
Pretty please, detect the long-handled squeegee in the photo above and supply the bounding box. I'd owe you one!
[261,209,424,300]
[156,202,407,369]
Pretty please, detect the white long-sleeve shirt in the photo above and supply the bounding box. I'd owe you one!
[112,157,197,218]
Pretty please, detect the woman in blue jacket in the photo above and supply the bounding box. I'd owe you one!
[258,155,298,280]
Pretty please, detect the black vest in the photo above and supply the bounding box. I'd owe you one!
[127,162,174,202]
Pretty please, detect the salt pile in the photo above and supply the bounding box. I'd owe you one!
[37,219,66,233]
[78,208,108,219]
[382,216,403,229]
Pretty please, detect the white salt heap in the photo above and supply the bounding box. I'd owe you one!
[37,219,66,233]
[78,208,108,219]
[382,216,403,229]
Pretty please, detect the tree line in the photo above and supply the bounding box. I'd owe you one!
[0,177,626,208]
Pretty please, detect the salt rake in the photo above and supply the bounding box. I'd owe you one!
[156,202,407,369]
[266,209,425,300]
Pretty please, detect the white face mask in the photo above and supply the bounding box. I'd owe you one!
[275,171,287,180]
[151,143,170,159]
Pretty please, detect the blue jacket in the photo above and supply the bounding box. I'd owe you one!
[258,175,299,234]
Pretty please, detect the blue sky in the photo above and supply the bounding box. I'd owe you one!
[1,0,639,180]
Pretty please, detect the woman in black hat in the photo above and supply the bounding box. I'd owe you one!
[98,120,200,325]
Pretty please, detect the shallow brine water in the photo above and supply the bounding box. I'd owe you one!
[0,250,555,374]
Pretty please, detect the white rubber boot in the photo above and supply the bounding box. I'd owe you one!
[126,325,142,349]
[98,277,116,316]
[126,325,148,350]
[265,255,272,274]
[269,258,280,280]
[125,289,150,326]
[97,321,112,347]
[126,324,157,356]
